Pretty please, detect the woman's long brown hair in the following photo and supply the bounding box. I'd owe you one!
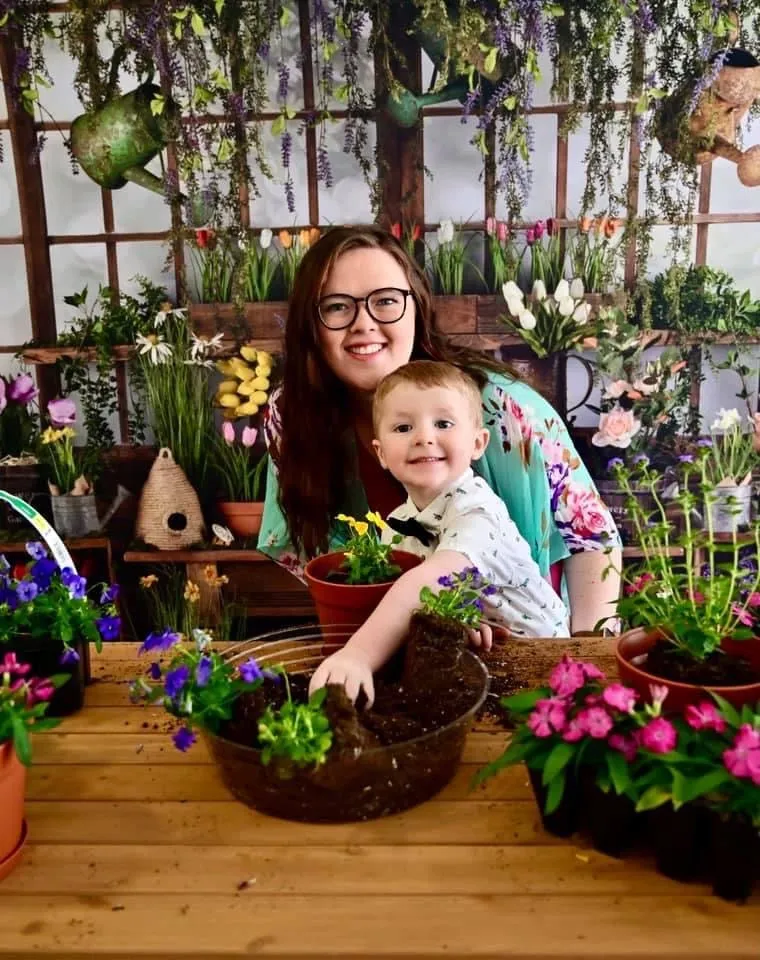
[276,224,514,557]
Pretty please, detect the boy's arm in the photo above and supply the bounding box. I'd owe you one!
[308,550,469,705]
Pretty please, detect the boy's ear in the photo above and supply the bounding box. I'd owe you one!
[372,438,388,469]
[471,428,490,461]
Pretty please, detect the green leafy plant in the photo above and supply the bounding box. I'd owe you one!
[643,265,760,336]
[241,228,277,301]
[258,674,333,769]
[610,455,760,661]
[187,228,234,303]
[279,228,320,296]
[703,408,757,486]
[419,566,497,628]
[525,218,565,291]
[485,217,519,292]
[214,423,268,501]
[335,511,402,585]
[0,651,63,766]
[427,219,471,295]
[569,216,623,294]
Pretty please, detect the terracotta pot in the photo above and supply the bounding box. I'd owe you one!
[0,741,27,881]
[304,550,423,635]
[616,627,760,712]
[217,501,264,539]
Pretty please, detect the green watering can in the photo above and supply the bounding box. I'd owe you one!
[69,82,175,196]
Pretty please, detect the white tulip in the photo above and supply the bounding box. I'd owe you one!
[502,280,523,303]
[437,218,455,244]
[573,302,592,324]
[569,277,585,299]
[506,297,523,318]
[532,279,547,302]
[711,408,742,432]
[260,228,273,249]
[557,296,575,317]
[519,310,537,330]
[554,279,570,301]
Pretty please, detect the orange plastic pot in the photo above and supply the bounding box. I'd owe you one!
[0,741,27,881]
[216,501,264,538]
[304,550,422,635]
[616,627,760,712]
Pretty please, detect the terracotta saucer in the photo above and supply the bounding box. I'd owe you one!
[0,820,28,882]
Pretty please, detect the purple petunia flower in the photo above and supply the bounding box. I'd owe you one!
[16,580,38,603]
[172,726,197,752]
[59,646,80,666]
[25,541,47,561]
[96,616,121,640]
[60,567,78,587]
[437,575,454,588]
[239,658,263,684]
[195,655,213,688]
[139,628,181,655]
[164,665,190,699]
[100,584,120,605]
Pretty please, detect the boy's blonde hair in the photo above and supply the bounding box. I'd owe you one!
[372,360,483,433]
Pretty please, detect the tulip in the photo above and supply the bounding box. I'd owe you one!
[8,374,38,406]
[496,220,508,243]
[519,310,537,330]
[525,227,536,245]
[222,421,235,444]
[259,228,273,249]
[390,222,402,240]
[502,280,523,303]
[437,219,455,244]
[546,217,558,236]
[532,279,547,302]
[485,216,496,236]
[533,219,546,240]
[573,302,592,324]
[217,380,239,396]
[569,277,584,299]
[241,426,258,447]
[578,216,592,234]
[557,296,575,318]
[47,397,76,427]
[218,394,241,408]
[411,223,422,242]
[309,227,321,246]
[278,229,292,249]
[251,376,270,391]
[240,345,258,363]
[554,279,570,301]
[236,401,260,416]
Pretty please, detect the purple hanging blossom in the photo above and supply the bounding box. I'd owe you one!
[316,143,333,187]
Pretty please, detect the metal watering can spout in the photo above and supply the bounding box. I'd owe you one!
[69,82,179,197]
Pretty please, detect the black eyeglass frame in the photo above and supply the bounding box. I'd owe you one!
[316,287,412,330]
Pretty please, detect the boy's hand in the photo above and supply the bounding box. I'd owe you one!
[466,622,493,651]
[308,649,375,707]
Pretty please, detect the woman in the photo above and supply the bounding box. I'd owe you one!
[257,225,621,633]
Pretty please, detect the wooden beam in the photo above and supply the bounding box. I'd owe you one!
[695,161,713,265]
[0,31,60,406]
[298,0,320,225]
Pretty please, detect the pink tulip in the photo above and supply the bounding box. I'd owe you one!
[8,374,37,406]
[485,216,496,236]
[525,227,536,245]
[221,421,235,445]
[241,426,257,447]
[533,219,546,240]
[496,220,509,243]
[48,397,76,427]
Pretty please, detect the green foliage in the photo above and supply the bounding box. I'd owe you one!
[643,265,760,336]
[258,679,333,769]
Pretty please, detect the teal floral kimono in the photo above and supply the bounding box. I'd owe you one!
[257,371,621,582]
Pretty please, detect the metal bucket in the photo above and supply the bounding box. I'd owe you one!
[708,485,752,534]
[50,494,100,538]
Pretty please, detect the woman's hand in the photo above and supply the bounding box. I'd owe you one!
[308,648,375,707]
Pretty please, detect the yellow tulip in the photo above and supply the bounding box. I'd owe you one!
[222,408,238,420]
[216,379,239,395]
[218,393,241,408]
[309,227,320,246]
[251,376,270,391]
[240,345,258,363]
[236,401,260,416]
[298,228,311,248]
[250,390,268,405]
[353,521,369,536]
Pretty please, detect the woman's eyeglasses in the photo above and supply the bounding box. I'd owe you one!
[317,287,411,330]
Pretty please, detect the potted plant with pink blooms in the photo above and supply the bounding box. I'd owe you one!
[212,421,269,539]
[0,373,47,532]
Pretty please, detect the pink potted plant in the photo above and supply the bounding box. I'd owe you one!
[213,421,268,538]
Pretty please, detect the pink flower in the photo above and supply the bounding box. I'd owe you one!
[604,379,631,400]
[608,732,639,763]
[241,426,258,447]
[735,724,760,751]
[591,406,641,450]
[557,484,611,538]
[26,677,55,706]
[685,701,727,733]
[747,593,760,608]
[0,378,6,415]
[639,717,677,754]
[533,219,546,240]
[525,227,536,245]
[503,395,533,445]
[649,684,669,710]
[8,374,37,406]
[562,716,586,742]
[485,216,496,236]
[496,221,508,243]
[539,435,568,466]
[689,591,705,604]
[602,683,638,714]
[731,604,754,627]
[527,697,568,738]
[47,397,76,427]
[575,706,613,739]
[581,662,605,681]
[222,421,235,444]
[546,217,558,236]
[0,652,31,676]
[625,572,653,595]
[746,750,760,786]
[548,654,586,697]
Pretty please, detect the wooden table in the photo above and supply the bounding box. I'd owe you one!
[0,638,757,959]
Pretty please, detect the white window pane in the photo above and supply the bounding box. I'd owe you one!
[425,115,484,223]
[709,118,760,214]
[38,14,84,121]
[250,125,309,226]
[111,155,172,232]
[0,246,31,343]
[318,120,377,225]
[0,133,21,235]
[706,222,760,298]
[117,242,176,305]
[50,245,108,334]
[41,138,103,235]
[494,114,557,224]
[700,344,760,430]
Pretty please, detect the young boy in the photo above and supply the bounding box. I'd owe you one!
[309,361,570,706]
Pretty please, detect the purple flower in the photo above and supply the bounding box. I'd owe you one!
[239,658,263,684]
[67,575,87,600]
[139,628,181,655]
[47,397,76,427]
[16,580,38,603]
[632,454,649,465]
[195,655,213,688]
[149,662,162,680]
[606,458,624,471]
[100,584,120,604]
[8,374,38,406]
[60,567,78,587]
[25,541,47,561]
[437,575,454,588]
[164,664,190,699]
[0,378,6,414]
[96,615,121,640]
[697,438,713,447]
[31,557,57,589]
[59,646,80,666]
[172,726,197,752]
[678,454,694,463]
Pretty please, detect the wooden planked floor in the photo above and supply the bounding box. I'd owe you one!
[0,638,757,959]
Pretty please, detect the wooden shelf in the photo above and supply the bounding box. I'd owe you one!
[0,534,111,552]
[622,545,686,558]
[123,548,269,563]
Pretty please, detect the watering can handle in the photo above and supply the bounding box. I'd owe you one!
[565,355,596,420]
[0,490,77,573]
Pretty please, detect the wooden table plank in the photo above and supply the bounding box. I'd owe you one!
[0,893,756,958]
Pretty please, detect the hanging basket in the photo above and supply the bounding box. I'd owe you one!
[136,448,205,550]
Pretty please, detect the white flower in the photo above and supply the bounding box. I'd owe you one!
[155,307,186,327]
[437,218,455,244]
[506,297,524,318]
[189,331,224,362]
[502,280,523,303]
[260,228,273,250]
[569,277,585,299]
[532,279,547,301]
[554,279,570,301]
[136,332,173,365]
[572,302,592,325]
[238,236,248,251]
[557,296,575,317]
[632,378,657,396]
[519,310,537,331]
[604,380,630,399]
[711,408,742,432]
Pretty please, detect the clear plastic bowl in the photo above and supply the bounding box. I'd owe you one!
[204,624,489,823]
